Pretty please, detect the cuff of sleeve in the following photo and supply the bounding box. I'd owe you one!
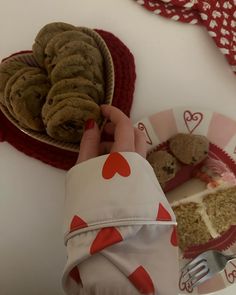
[64,152,176,243]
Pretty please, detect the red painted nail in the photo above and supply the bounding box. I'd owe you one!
[85,119,95,131]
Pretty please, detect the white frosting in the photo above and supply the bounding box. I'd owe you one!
[171,182,232,207]
[197,204,219,239]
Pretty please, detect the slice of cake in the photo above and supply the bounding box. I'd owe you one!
[172,184,236,252]
[203,186,236,234]
[172,202,211,251]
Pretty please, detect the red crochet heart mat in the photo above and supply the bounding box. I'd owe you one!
[0,29,136,170]
[135,0,236,75]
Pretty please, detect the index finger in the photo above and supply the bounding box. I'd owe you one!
[101,105,135,152]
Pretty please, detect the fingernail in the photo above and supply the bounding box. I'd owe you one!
[85,119,95,131]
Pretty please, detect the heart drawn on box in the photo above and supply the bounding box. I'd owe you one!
[137,122,152,145]
[184,110,203,133]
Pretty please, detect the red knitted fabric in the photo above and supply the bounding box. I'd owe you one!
[136,0,236,74]
[0,30,136,170]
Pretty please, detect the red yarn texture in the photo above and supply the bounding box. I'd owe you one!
[0,30,136,170]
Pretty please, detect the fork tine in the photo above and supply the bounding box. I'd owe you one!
[188,260,208,277]
[191,265,209,282]
[181,259,201,274]
[181,250,235,288]
[181,258,206,276]
[191,268,211,288]
[181,250,215,274]
[187,261,209,287]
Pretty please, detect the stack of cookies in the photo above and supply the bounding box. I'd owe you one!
[0,22,106,143]
[34,22,105,143]
[0,60,50,131]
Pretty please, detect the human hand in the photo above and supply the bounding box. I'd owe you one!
[77,105,147,163]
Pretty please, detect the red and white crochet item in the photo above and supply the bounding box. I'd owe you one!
[136,0,236,74]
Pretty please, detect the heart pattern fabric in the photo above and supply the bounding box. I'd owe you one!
[156,202,172,221]
[128,266,155,294]
[171,225,179,247]
[70,215,88,232]
[102,152,131,179]
[63,152,178,294]
[69,267,82,285]
[90,227,123,254]
[135,1,236,75]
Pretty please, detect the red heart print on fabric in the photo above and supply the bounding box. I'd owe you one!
[184,110,203,133]
[69,267,82,286]
[128,266,155,294]
[102,152,131,179]
[70,215,88,232]
[156,203,172,221]
[171,225,178,247]
[90,227,123,254]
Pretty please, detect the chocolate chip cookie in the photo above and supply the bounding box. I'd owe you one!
[47,77,104,104]
[0,60,29,105]
[32,22,76,67]
[4,67,42,118]
[9,70,50,131]
[169,133,209,165]
[50,53,103,84]
[47,40,103,74]
[42,92,93,124]
[46,97,101,142]
[147,150,178,185]
[44,30,98,73]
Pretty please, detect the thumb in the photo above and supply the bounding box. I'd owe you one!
[77,119,101,164]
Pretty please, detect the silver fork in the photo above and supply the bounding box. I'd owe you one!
[181,250,236,288]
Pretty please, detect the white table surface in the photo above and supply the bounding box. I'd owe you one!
[0,1,235,294]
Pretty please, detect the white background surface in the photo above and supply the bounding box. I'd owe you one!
[0,0,235,294]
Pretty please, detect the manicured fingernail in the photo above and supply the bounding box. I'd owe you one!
[85,119,95,131]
